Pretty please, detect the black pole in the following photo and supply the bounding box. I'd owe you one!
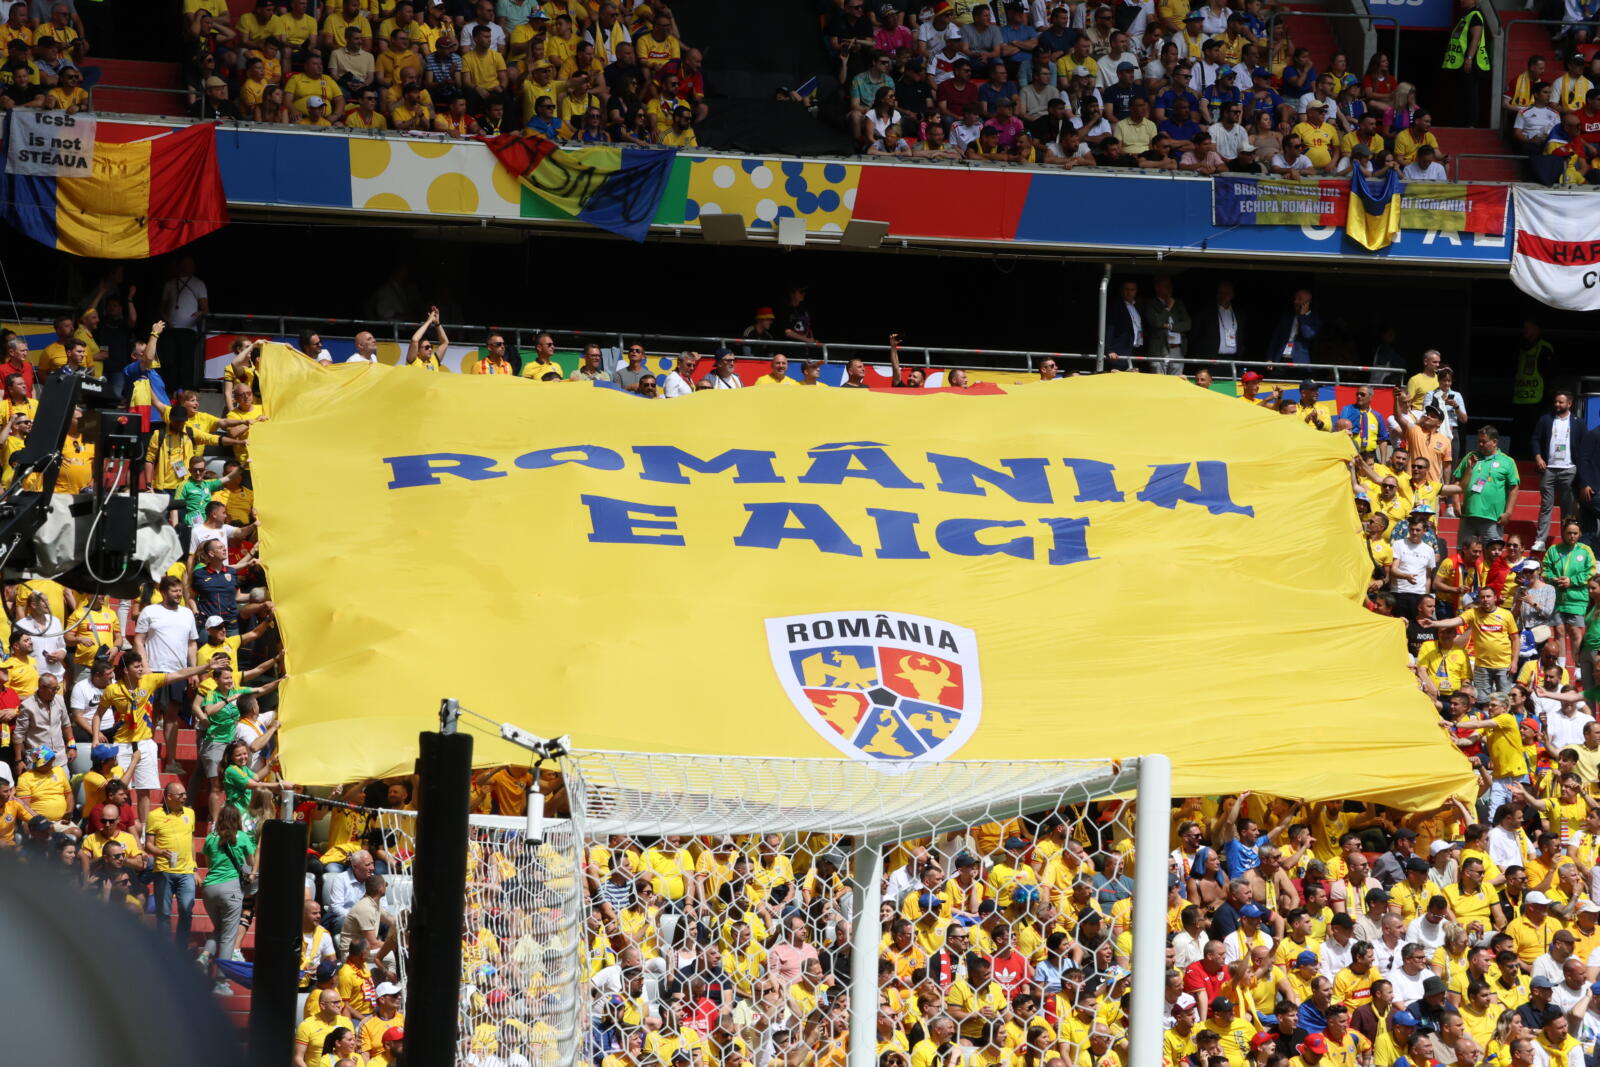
[406,728,474,1065]
[247,818,308,1066]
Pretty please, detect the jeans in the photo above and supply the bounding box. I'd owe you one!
[155,871,196,944]
[1539,466,1577,544]
[202,879,245,966]
[1485,775,1528,820]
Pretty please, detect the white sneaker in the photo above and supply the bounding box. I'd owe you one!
[1533,539,1547,552]
[231,949,245,962]
[212,980,233,996]
[196,950,212,970]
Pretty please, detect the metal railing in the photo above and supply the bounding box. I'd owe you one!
[204,311,1403,386]
[1264,10,1401,88]
[1450,151,1528,180]
[1495,18,1583,130]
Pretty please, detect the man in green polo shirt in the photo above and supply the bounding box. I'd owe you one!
[1454,425,1520,549]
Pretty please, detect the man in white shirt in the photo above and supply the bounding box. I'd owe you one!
[1514,82,1561,152]
[1270,134,1315,178]
[1391,518,1438,618]
[1385,942,1436,1008]
[132,575,196,773]
[157,254,208,391]
[188,498,258,561]
[71,657,112,743]
[1533,389,1579,552]
[460,0,508,52]
[1401,145,1448,181]
[1208,100,1253,167]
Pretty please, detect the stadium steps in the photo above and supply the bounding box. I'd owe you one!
[1433,459,1548,549]
[1278,3,1338,76]
[84,58,187,118]
[1439,125,1523,182]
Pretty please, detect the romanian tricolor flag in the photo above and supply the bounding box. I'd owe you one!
[481,135,677,243]
[1346,169,1402,252]
[0,122,228,258]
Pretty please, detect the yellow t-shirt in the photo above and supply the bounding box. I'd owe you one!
[284,71,340,113]
[295,1014,356,1067]
[105,673,170,745]
[198,634,242,674]
[1293,120,1338,169]
[81,827,139,861]
[1443,883,1499,927]
[1393,129,1439,164]
[56,432,93,495]
[463,47,507,91]
[16,765,71,821]
[343,109,389,129]
[1461,604,1518,670]
[269,12,320,48]
[359,1011,406,1055]
[147,805,198,874]
[946,978,1009,1041]
[1481,711,1530,779]
[1340,131,1386,156]
[753,373,797,386]
[2,654,37,700]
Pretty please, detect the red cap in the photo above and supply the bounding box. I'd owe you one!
[1299,1034,1328,1056]
[486,990,510,1005]
[1251,1034,1277,1050]
[1241,370,1263,382]
[384,1027,405,1042]
[755,307,775,320]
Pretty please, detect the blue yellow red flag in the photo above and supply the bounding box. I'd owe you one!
[1346,169,1403,251]
[481,135,676,242]
[252,345,1474,807]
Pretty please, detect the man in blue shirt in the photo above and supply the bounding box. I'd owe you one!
[1154,64,1201,121]
[1104,61,1146,120]
[1158,97,1202,151]
[998,2,1040,81]
[1205,66,1243,117]
[1036,4,1078,65]
[1339,386,1389,456]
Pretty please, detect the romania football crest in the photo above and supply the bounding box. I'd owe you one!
[765,611,982,764]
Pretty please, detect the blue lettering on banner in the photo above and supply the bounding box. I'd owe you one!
[383,449,1257,565]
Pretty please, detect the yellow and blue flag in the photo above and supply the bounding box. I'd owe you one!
[482,135,677,242]
[1346,169,1402,251]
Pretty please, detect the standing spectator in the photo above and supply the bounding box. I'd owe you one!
[1532,389,1580,551]
[145,780,197,948]
[1104,279,1145,368]
[133,575,196,776]
[1423,367,1468,462]
[158,255,207,392]
[1455,426,1521,547]
[1140,275,1191,372]
[1542,521,1594,672]
[201,803,256,995]
[781,285,816,346]
[1574,415,1600,548]
[1506,55,1548,120]
[1265,290,1321,364]
[1190,280,1247,361]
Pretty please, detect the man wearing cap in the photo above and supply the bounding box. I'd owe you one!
[1202,996,1257,1065]
[1297,1028,1332,1066]
[1389,857,1436,924]
[368,1025,404,1067]
[1167,994,1201,1062]
[1508,892,1563,970]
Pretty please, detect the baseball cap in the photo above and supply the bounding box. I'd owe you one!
[1393,828,1418,840]
[91,743,118,763]
[1403,857,1429,873]
[1365,888,1390,904]
[1004,836,1027,850]
[1299,1034,1328,1056]
[1392,1011,1420,1028]
[1531,975,1556,989]
[205,615,225,629]
[531,60,553,71]
[1410,502,1436,516]
[880,1,898,11]
[384,1027,406,1042]
[953,851,978,869]
[374,982,403,998]
[1251,1033,1278,1050]
[1300,378,1318,391]
[27,813,50,830]
[1527,890,1552,906]
[1184,9,1203,18]
[1175,993,1197,1010]
[1295,950,1318,967]
[1329,913,1354,929]
[1306,99,1327,110]
[1515,558,1541,573]
[1240,903,1266,918]
[1352,144,1373,158]
[1117,61,1136,73]
[31,746,54,768]
[307,95,326,108]
[1430,839,1456,856]
[1217,65,1236,77]
[486,989,510,1004]
[1072,65,1092,77]
[1211,997,1234,1013]
[316,959,339,981]
[1581,901,1600,914]
[754,307,775,320]
[1241,369,1263,382]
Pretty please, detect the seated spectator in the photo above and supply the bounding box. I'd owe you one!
[1076,98,1114,146]
[46,63,84,114]
[896,57,936,131]
[936,57,979,120]
[1115,95,1158,153]
[868,122,913,155]
[1104,61,1146,120]
[1543,111,1589,184]
[1139,132,1179,169]
[1505,54,1547,121]
[1402,145,1447,181]
[986,99,1025,149]
[962,3,1005,68]
[390,81,433,132]
[1394,111,1444,164]
[851,51,897,135]
[256,83,291,124]
[1270,132,1315,178]
[1158,97,1202,152]
[1044,126,1092,166]
[343,87,386,130]
[1552,52,1591,114]
[192,76,238,120]
[660,105,697,148]
[1209,100,1256,171]
[1513,82,1560,157]
[524,93,560,137]
[328,25,374,102]
[916,121,961,158]
[979,61,1018,116]
[1180,130,1227,174]
[297,95,332,127]
[1031,96,1072,149]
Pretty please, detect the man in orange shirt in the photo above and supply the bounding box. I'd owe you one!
[1392,390,1454,484]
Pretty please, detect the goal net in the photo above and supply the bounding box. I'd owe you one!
[377,748,1170,1067]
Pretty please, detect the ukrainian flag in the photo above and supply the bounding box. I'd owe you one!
[0,122,228,258]
[483,135,677,243]
[1346,169,1402,251]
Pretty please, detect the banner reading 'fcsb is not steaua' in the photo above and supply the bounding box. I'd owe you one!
[251,345,1473,807]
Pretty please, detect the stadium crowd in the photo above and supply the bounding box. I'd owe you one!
[6,262,1600,1067]
[163,0,708,147]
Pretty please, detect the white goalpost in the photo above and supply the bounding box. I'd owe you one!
[383,725,1173,1067]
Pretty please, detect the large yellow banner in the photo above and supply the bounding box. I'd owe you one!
[253,345,1473,807]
